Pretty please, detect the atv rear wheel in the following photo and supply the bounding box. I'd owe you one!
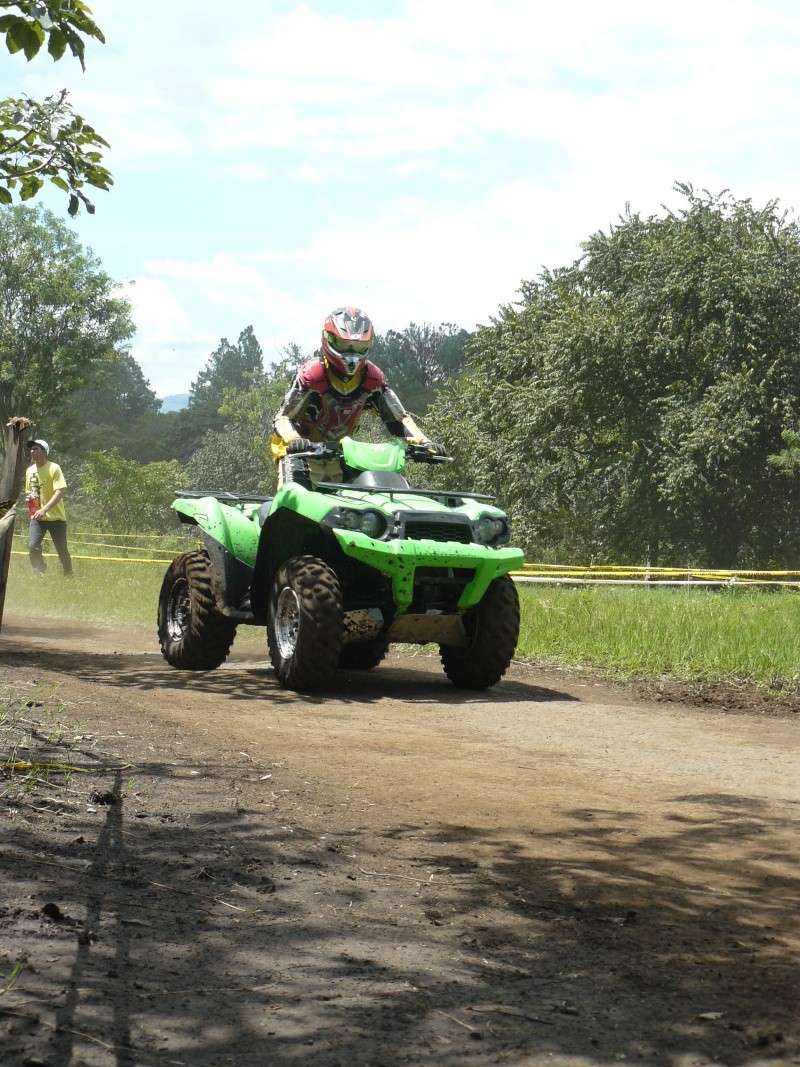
[158,550,237,669]
[338,639,388,671]
[440,574,520,689]
[267,555,343,691]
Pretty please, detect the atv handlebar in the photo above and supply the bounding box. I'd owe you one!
[291,442,452,463]
[405,443,452,464]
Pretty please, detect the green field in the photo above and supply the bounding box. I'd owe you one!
[5,534,800,688]
[517,584,800,687]
[6,527,188,626]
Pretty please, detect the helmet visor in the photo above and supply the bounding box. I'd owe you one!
[324,331,372,355]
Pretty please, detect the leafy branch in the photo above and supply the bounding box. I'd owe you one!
[0,91,110,213]
[0,0,103,70]
[0,2,109,213]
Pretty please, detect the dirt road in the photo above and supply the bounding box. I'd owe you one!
[1,615,798,1066]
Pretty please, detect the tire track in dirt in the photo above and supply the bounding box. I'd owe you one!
[1,615,798,1065]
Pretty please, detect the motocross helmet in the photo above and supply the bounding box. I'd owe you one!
[321,307,375,391]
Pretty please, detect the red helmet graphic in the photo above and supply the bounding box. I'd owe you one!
[321,307,375,383]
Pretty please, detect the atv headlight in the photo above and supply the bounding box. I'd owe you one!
[474,514,509,545]
[323,506,387,539]
[338,509,361,530]
[359,510,386,538]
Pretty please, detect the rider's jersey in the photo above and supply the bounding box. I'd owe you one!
[271,358,417,459]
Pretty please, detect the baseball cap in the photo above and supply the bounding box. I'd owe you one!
[28,439,49,455]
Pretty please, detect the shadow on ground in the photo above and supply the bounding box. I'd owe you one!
[2,741,798,1066]
[0,638,575,707]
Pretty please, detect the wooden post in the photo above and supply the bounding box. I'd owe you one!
[0,417,33,633]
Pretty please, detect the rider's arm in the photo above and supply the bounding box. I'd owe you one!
[372,386,430,444]
[270,376,312,460]
[272,376,308,442]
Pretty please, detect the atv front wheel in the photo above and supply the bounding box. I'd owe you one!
[267,555,343,691]
[158,550,237,669]
[440,574,520,689]
[338,639,388,671]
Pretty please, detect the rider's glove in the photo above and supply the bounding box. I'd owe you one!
[408,434,447,456]
[285,437,316,455]
[422,439,447,456]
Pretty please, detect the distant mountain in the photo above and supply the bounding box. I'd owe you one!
[159,393,190,413]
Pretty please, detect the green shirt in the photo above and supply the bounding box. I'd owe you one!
[25,461,67,522]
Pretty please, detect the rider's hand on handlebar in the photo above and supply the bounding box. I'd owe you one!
[426,439,447,457]
[285,437,316,455]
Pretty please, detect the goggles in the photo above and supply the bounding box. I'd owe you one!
[325,330,372,355]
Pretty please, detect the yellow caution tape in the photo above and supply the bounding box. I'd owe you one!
[62,538,195,551]
[70,530,191,540]
[10,541,800,582]
[11,551,171,564]
[13,538,194,555]
[510,571,799,584]
[518,563,800,579]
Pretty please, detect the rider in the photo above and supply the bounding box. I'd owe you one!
[271,306,444,487]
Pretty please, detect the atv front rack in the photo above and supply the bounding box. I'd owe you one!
[317,482,494,502]
[175,490,272,502]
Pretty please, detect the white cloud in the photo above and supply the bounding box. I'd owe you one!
[123,256,324,393]
[19,0,800,183]
[17,0,800,396]
[120,277,213,396]
[205,0,800,169]
[17,0,800,176]
[222,162,274,182]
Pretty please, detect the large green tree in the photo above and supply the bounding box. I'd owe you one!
[69,351,158,425]
[188,326,263,420]
[0,203,133,432]
[184,345,303,493]
[61,350,161,457]
[372,322,470,413]
[0,1,110,214]
[161,325,267,462]
[428,185,800,566]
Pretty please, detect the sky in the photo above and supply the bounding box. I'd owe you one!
[5,0,800,396]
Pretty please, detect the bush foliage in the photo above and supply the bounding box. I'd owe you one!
[428,185,800,566]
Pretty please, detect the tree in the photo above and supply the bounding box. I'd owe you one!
[183,424,271,495]
[181,326,265,452]
[0,1,110,214]
[0,204,134,432]
[372,323,470,413]
[189,325,264,420]
[69,351,159,426]
[217,344,301,432]
[61,351,161,457]
[427,185,800,566]
[81,448,184,532]
[184,345,304,493]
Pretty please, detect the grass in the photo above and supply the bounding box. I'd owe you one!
[6,555,166,627]
[5,533,800,687]
[517,584,800,687]
[6,526,192,626]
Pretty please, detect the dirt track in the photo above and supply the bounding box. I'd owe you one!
[1,615,798,1066]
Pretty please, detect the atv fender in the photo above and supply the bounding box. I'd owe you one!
[251,507,346,622]
[172,496,256,619]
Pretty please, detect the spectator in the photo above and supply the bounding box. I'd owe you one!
[25,439,73,577]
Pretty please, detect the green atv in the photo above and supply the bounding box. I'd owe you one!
[157,437,524,692]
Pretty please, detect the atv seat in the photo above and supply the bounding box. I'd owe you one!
[347,470,410,490]
[257,499,274,526]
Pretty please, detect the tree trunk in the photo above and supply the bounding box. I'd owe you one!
[0,417,33,632]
